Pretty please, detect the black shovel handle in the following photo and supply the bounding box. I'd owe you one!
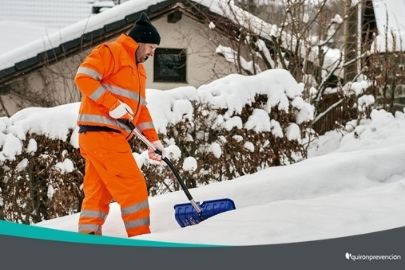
[119,120,202,213]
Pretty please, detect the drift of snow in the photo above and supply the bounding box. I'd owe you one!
[37,108,405,245]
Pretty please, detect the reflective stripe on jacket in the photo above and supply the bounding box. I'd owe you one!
[75,34,158,141]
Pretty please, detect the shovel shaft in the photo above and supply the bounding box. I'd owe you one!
[161,157,201,213]
[121,120,203,214]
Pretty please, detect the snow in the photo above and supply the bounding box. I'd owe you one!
[208,21,216,29]
[244,109,271,132]
[243,141,255,152]
[0,0,341,78]
[256,39,276,68]
[16,158,28,172]
[0,0,94,30]
[198,69,302,115]
[55,159,75,174]
[1,135,23,162]
[182,157,198,172]
[285,123,301,141]
[292,96,315,124]
[165,145,182,161]
[36,108,405,245]
[0,21,57,53]
[232,135,243,142]
[343,80,373,96]
[26,139,38,154]
[208,142,222,158]
[216,45,262,74]
[0,2,404,244]
[151,69,309,139]
[223,116,243,131]
[47,185,56,199]
[0,67,400,245]
[357,95,375,112]
[371,0,405,52]
[2,76,388,245]
[331,14,343,24]
[1,0,251,70]
[0,0,167,70]
[270,119,283,138]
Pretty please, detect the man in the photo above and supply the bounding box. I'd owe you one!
[74,13,164,237]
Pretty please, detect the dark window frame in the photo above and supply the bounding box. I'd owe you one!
[153,48,187,83]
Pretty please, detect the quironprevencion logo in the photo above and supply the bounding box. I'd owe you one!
[345,252,401,262]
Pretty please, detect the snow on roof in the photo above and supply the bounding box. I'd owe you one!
[0,0,93,30]
[0,0,166,70]
[0,0,339,78]
[371,0,405,52]
[0,21,55,53]
[0,0,282,71]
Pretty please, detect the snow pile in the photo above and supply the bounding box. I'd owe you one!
[0,103,79,162]
[37,107,405,245]
[198,69,302,114]
[309,109,405,156]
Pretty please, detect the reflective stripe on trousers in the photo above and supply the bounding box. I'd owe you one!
[78,131,151,237]
[78,209,107,235]
[121,200,150,231]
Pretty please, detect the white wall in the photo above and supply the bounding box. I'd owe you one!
[145,13,237,89]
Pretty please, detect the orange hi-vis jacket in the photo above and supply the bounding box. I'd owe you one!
[75,34,158,142]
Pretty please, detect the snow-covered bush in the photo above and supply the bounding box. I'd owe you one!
[0,133,83,223]
[0,105,84,223]
[141,70,314,195]
[142,96,311,196]
[0,69,314,223]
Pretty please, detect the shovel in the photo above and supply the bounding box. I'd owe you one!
[124,120,236,227]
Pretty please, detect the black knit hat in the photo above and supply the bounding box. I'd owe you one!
[128,12,160,45]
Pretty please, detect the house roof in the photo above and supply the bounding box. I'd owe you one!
[0,0,283,85]
[0,0,173,84]
[0,0,94,30]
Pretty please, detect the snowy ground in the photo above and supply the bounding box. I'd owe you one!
[37,109,405,246]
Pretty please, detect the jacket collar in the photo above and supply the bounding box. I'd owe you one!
[116,34,138,64]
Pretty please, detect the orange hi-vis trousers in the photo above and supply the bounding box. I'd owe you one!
[78,131,150,237]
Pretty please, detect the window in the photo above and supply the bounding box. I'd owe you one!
[154,48,186,83]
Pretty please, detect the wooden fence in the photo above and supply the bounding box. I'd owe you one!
[312,93,357,135]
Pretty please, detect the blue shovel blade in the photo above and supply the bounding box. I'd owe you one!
[174,198,236,227]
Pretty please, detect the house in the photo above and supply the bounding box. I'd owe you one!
[0,0,278,116]
[345,0,405,110]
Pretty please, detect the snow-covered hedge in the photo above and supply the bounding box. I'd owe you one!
[0,134,84,223]
[0,69,314,223]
